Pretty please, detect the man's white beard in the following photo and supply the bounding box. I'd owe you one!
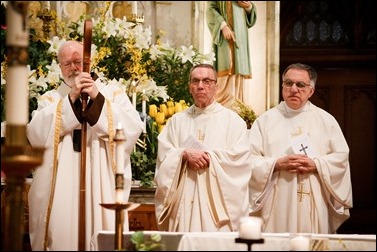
[65,71,80,87]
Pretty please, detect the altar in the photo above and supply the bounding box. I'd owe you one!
[92,231,376,251]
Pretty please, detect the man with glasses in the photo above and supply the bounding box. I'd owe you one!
[27,41,143,250]
[154,63,252,232]
[248,63,353,234]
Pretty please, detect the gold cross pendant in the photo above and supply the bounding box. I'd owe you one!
[197,130,205,142]
[297,182,310,202]
[291,126,302,136]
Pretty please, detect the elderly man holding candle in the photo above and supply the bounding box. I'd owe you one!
[26,40,143,250]
[154,63,252,232]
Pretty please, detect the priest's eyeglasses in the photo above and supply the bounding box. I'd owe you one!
[190,78,216,86]
[61,60,82,69]
[282,80,311,90]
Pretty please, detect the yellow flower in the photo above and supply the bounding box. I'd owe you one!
[174,102,182,113]
[156,112,165,125]
[92,47,111,69]
[159,104,167,115]
[166,100,174,107]
[231,99,257,129]
[167,106,175,117]
[149,104,157,118]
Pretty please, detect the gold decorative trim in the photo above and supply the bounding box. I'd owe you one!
[106,99,116,174]
[5,124,28,146]
[43,98,63,250]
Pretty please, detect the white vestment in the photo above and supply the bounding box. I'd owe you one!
[27,81,143,250]
[248,101,353,234]
[154,102,252,232]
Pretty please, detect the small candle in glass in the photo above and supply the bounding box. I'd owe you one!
[238,216,263,239]
[289,234,311,251]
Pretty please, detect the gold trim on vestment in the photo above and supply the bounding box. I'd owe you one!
[41,95,116,249]
[106,99,116,174]
[43,98,63,250]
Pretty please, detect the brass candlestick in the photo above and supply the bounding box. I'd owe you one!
[136,132,147,149]
[100,203,140,250]
[100,125,140,250]
[2,2,45,250]
[126,14,145,24]
[37,9,55,38]
[1,125,44,251]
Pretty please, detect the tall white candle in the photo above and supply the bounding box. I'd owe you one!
[116,123,125,174]
[131,81,137,109]
[239,217,262,239]
[115,186,123,203]
[6,2,29,126]
[142,89,146,133]
[142,89,146,115]
[132,1,138,16]
[115,123,126,203]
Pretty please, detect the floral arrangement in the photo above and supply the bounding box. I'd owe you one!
[231,99,257,129]
[0,2,214,185]
[0,2,215,119]
[1,2,256,186]
[131,99,191,187]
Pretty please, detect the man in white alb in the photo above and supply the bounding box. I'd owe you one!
[248,63,353,234]
[27,41,143,250]
[154,64,252,232]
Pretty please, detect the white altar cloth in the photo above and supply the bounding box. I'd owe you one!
[177,232,376,251]
[91,231,376,251]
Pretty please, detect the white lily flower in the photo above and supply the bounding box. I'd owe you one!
[178,45,195,64]
[149,45,163,60]
[47,37,66,55]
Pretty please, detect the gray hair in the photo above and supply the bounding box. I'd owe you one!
[188,63,217,83]
[57,40,83,63]
[282,63,317,88]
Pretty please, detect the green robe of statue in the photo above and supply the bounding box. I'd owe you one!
[206,1,257,78]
